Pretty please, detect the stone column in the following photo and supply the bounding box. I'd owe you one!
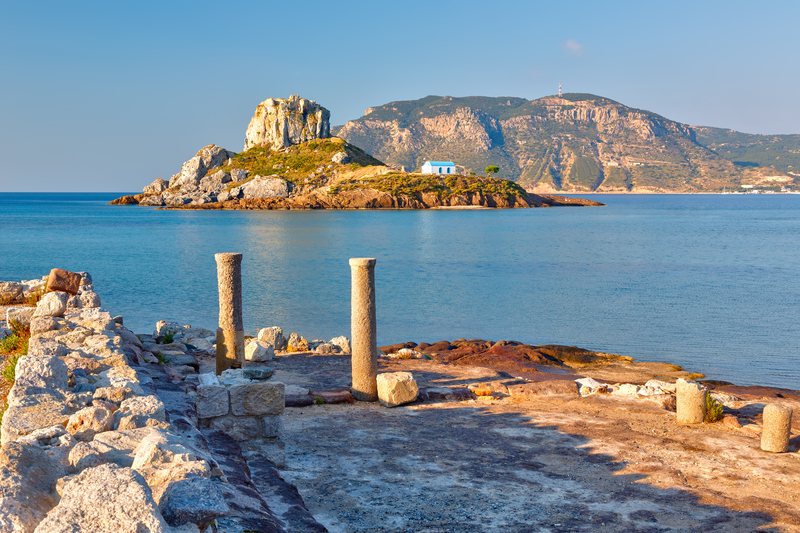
[215,253,245,375]
[761,404,793,453]
[350,258,377,402]
[676,379,706,424]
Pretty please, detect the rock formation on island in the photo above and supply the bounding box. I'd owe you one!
[244,95,330,150]
[109,95,603,210]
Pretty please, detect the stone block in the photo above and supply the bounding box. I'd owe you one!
[159,475,229,529]
[377,372,419,408]
[14,355,69,390]
[30,317,59,336]
[196,384,229,419]
[308,389,355,405]
[113,395,166,429]
[230,381,284,416]
[46,268,82,295]
[0,281,23,303]
[261,415,283,438]
[207,414,262,442]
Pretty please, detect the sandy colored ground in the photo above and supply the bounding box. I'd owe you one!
[268,353,800,533]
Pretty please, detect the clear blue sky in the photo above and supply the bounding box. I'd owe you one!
[1,0,797,192]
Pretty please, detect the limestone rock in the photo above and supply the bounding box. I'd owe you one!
[139,195,166,206]
[329,336,351,354]
[159,476,229,529]
[0,442,63,532]
[14,355,69,391]
[241,175,289,199]
[66,406,114,442]
[313,343,340,354]
[376,372,419,407]
[244,340,274,362]
[332,151,350,164]
[0,281,23,303]
[33,463,176,533]
[286,333,308,352]
[257,327,287,351]
[204,415,261,442]
[30,317,58,336]
[113,395,166,429]
[244,95,331,150]
[7,307,35,328]
[144,178,169,194]
[1,393,74,445]
[198,170,232,193]
[67,441,108,472]
[230,168,248,182]
[16,425,76,465]
[33,292,68,318]
[79,291,101,308]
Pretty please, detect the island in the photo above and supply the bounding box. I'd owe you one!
[109,96,603,210]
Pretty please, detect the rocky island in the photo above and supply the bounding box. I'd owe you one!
[109,96,603,210]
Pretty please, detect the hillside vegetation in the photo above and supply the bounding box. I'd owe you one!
[334,94,796,193]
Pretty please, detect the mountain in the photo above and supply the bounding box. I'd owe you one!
[333,94,796,193]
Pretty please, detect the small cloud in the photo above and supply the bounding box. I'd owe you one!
[563,39,583,56]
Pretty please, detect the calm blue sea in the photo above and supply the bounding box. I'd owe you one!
[1,193,798,389]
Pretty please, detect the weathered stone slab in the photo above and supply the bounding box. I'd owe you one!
[308,389,355,405]
[205,415,262,442]
[507,380,579,398]
[245,340,274,362]
[418,387,474,402]
[257,327,287,351]
[1,394,74,445]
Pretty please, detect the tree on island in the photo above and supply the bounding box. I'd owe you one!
[485,165,499,176]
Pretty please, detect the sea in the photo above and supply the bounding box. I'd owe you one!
[1,193,798,390]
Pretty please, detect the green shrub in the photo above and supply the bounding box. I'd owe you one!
[314,397,324,405]
[2,353,21,384]
[163,331,175,344]
[704,392,724,423]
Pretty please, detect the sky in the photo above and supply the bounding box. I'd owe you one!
[1,0,798,192]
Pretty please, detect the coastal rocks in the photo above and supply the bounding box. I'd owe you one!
[139,195,166,206]
[65,405,114,442]
[329,336,351,354]
[33,292,68,318]
[244,340,274,362]
[257,327,287,352]
[286,333,309,352]
[144,178,170,194]
[0,281,23,303]
[244,95,331,150]
[241,175,289,199]
[170,145,233,191]
[376,372,419,407]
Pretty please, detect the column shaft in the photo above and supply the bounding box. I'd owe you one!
[350,258,377,401]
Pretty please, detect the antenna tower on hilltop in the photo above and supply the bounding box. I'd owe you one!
[559,83,562,98]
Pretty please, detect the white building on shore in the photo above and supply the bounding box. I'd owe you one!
[421,161,456,175]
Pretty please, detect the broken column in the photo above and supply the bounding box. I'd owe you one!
[215,253,244,375]
[349,258,377,402]
[761,404,793,453]
[676,379,706,424]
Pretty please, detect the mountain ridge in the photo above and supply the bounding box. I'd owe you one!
[333,94,796,193]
